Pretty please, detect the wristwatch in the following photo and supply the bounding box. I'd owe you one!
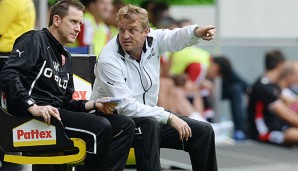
[25,98,36,109]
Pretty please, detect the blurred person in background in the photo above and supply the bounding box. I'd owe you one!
[0,0,36,67]
[78,0,113,57]
[151,2,170,28]
[248,50,298,146]
[140,1,156,28]
[212,56,249,141]
[105,0,125,38]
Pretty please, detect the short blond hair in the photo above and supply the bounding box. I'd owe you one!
[116,4,149,29]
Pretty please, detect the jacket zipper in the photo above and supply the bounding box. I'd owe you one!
[123,56,152,104]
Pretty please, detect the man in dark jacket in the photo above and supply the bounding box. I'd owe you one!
[0,1,135,170]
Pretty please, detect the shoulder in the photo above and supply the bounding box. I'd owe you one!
[254,76,280,95]
[98,38,120,63]
[14,30,41,44]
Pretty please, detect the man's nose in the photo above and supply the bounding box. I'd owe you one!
[75,24,81,32]
[122,30,130,39]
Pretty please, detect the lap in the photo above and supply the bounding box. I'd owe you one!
[129,116,213,150]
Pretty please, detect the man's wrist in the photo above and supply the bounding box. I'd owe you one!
[24,98,36,110]
[167,113,173,124]
[193,26,201,38]
[93,100,97,110]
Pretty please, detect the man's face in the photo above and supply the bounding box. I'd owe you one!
[57,6,83,44]
[93,0,113,20]
[207,63,221,79]
[118,17,149,56]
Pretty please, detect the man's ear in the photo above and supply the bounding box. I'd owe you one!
[144,27,150,36]
[53,15,61,26]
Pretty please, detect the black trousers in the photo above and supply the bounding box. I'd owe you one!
[132,116,218,171]
[59,109,135,171]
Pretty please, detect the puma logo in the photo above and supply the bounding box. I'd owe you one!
[107,81,115,85]
[16,49,24,57]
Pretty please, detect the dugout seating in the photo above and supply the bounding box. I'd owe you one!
[0,55,86,170]
[0,97,86,165]
[0,54,137,170]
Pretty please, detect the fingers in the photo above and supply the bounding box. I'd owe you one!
[41,106,60,124]
[106,104,115,114]
[42,112,51,125]
[181,125,191,141]
[178,125,192,141]
[202,25,215,41]
[103,102,117,114]
[95,100,117,114]
[206,25,215,30]
[185,125,192,141]
[178,129,183,140]
[49,106,61,121]
[101,105,113,114]
[188,125,192,138]
[172,116,192,141]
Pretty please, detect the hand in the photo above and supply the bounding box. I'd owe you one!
[170,115,192,141]
[196,25,215,41]
[27,104,61,125]
[95,98,117,114]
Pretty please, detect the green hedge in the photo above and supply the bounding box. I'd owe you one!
[123,0,215,5]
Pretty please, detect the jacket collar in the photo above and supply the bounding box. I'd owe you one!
[117,35,153,60]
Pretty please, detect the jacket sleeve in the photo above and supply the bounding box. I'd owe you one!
[92,60,171,124]
[154,25,201,54]
[61,70,88,112]
[0,33,40,111]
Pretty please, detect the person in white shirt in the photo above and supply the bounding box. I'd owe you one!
[91,4,217,171]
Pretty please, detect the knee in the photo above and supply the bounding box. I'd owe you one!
[193,121,215,137]
[140,117,160,132]
[204,122,215,135]
[119,115,136,133]
[144,117,160,126]
[94,117,112,136]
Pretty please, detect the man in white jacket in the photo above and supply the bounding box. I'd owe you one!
[91,4,217,171]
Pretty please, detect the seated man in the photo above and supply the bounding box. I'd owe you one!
[0,1,135,171]
[91,4,217,171]
[248,50,298,145]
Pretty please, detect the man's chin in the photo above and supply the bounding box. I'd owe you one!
[122,47,132,52]
[68,39,76,44]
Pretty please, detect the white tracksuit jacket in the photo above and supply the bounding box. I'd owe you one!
[90,25,201,124]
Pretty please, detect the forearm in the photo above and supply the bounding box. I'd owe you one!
[85,100,95,111]
[156,25,200,53]
[274,102,298,127]
[61,99,88,112]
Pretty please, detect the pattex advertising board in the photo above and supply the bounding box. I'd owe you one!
[12,119,56,147]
